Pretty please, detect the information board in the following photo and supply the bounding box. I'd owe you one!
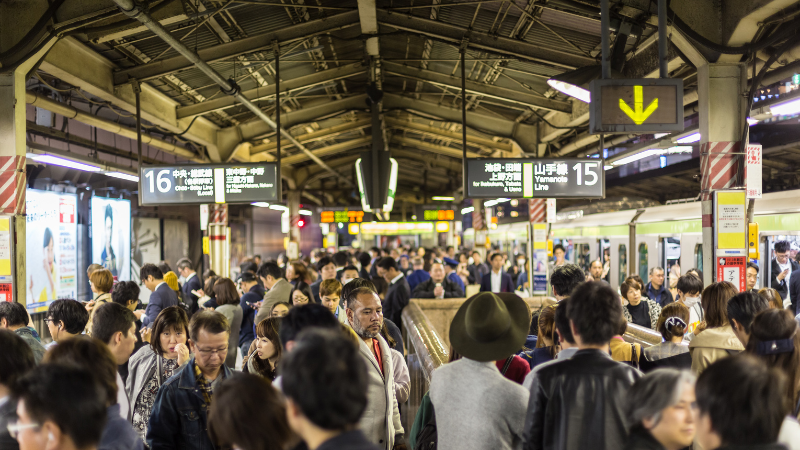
[589,78,684,133]
[423,209,455,221]
[140,163,278,205]
[320,210,364,223]
[465,158,604,199]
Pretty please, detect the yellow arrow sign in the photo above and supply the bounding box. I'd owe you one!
[619,85,658,125]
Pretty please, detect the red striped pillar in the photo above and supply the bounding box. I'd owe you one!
[529,199,546,223]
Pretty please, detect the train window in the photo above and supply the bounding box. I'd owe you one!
[695,244,703,273]
[577,243,591,272]
[619,244,627,285]
[638,243,648,281]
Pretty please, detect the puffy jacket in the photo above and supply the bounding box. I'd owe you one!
[523,349,641,450]
[688,324,743,375]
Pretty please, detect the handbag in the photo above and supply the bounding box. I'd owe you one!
[416,403,438,450]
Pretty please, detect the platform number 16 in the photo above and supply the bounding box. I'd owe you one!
[572,162,599,186]
[145,170,172,193]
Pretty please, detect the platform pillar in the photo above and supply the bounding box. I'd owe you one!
[287,190,301,259]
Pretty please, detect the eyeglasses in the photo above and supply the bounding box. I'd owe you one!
[196,347,228,356]
[7,420,40,439]
[43,318,56,324]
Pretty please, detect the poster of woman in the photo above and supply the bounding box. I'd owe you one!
[91,197,131,281]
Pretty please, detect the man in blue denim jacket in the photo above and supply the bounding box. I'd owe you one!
[147,311,233,450]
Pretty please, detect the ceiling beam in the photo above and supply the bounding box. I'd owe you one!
[385,116,511,152]
[392,149,463,172]
[250,118,371,155]
[383,61,571,113]
[280,136,371,166]
[113,10,361,84]
[177,63,366,119]
[391,135,482,159]
[376,9,596,69]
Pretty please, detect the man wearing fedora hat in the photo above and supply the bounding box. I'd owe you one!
[523,281,641,450]
[429,291,530,450]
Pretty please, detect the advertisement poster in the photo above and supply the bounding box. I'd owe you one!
[132,218,161,284]
[163,219,189,268]
[92,197,131,281]
[26,190,78,312]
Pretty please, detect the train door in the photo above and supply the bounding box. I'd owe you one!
[609,237,628,289]
[637,235,659,283]
[662,236,681,291]
[573,238,596,273]
[680,234,703,275]
[599,239,610,282]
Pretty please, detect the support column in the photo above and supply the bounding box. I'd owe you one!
[698,63,747,285]
[472,199,485,256]
[0,71,28,305]
[287,190,301,258]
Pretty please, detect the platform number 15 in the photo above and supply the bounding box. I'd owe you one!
[145,170,172,193]
[572,162,599,186]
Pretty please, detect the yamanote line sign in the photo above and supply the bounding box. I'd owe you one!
[465,158,605,199]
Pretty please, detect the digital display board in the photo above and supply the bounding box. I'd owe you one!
[589,78,684,133]
[26,190,78,312]
[140,163,278,205]
[466,158,604,199]
[320,210,364,223]
[423,209,455,221]
[92,197,132,281]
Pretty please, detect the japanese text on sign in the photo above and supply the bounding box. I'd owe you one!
[466,158,604,199]
[140,163,278,205]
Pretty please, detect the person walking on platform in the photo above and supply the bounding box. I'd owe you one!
[140,264,178,328]
[406,257,430,293]
[727,291,770,347]
[255,262,292,325]
[147,311,233,450]
[377,258,410,328]
[646,267,674,307]
[524,281,641,450]
[430,292,530,450]
[344,287,405,450]
[689,282,743,375]
[177,258,202,315]
[282,329,381,450]
[412,261,464,299]
[480,253,514,293]
[238,271,263,355]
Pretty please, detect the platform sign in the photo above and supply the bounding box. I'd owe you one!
[717,255,746,292]
[465,158,604,199]
[140,163,278,205]
[589,78,684,133]
[714,191,746,250]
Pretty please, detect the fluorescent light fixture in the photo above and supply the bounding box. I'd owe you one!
[654,133,669,138]
[355,157,398,213]
[547,79,591,103]
[269,204,289,211]
[27,154,102,172]
[674,133,700,144]
[484,198,510,207]
[771,98,800,116]
[299,210,312,216]
[432,196,454,201]
[105,172,139,182]
[747,117,759,126]
[461,206,474,215]
[251,202,270,208]
[612,146,693,167]
[546,66,601,104]
[604,165,614,170]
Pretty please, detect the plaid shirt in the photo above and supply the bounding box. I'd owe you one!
[193,362,214,407]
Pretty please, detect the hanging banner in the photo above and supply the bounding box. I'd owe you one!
[91,197,132,281]
[716,255,746,292]
[546,198,556,223]
[745,144,762,199]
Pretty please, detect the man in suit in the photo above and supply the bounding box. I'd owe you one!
[140,263,178,328]
[345,287,405,450]
[176,258,202,315]
[412,261,464,299]
[377,257,410,328]
[480,253,514,293]
[311,256,338,304]
[255,262,293,325]
[772,240,799,309]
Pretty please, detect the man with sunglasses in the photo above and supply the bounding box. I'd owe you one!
[147,311,233,450]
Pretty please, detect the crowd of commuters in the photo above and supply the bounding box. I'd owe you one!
[2,241,800,450]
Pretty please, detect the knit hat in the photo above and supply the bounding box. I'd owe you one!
[449,292,529,362]
[164,271,180,292]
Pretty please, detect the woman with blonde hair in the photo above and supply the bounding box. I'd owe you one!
[759,287,785,310]
[522,304,558,369]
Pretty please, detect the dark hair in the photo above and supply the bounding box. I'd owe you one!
[213,278,241,306]
[239,271,258,284]
[240,260,258,275]
[281,328,367,430]
[0,329,35,387]
[489,252,503,262]
[111,281,140,307]
[189,310,230,342]
[685,268,703,281]
[278,304,339,350]
[47,299,89,334]
[553,298,575,345]
[620,279,642,300]
[249,318,282,379]
[14,365,106,449]
[745,309,800,407]
[550,264,584,297]
[696,355,788,445]
[746,261,759,273]
[270,302,291,316]
[340,278,376,302]
[43,227,54,248]
[553,244,565,254]
[288,262,309,283]
[44,336,119,406]
[774,241,790,253]
[208,373,291,450]
[89,269,114,293]
[91,302,136,345]
[377,257,398,271]
[0,301,29,327]
[140,263,164,281]
[333,251,349,267]
[657,302,690,341]
[290,282,313,305]
[758,287,784,310]
[104,204,113,225]
[358,252,372,267]
[342,265,359,275]
[727,291,769,335]
[204,276,220,298]
[257,262,282,281]
[701,282,738,328]
[537,305,558,358]
[176,257,194,271]
[315,256,335,272]
[150,306,190,356]
[158,262,172,275]
[566,281,622,345]
[676,274,703,296]
[371,277,388,297]
[203,269,217,280]
[345,286,380,310]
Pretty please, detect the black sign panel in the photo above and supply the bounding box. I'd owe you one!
[139,163,278,205]
[465,158,605,199]
[589,78,684,133]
